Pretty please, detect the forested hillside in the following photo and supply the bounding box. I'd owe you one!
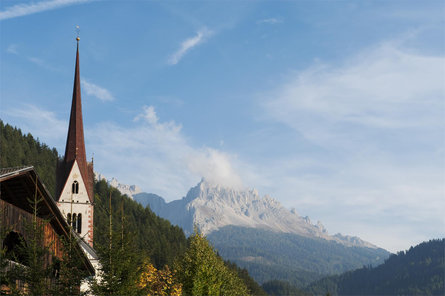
[207,225,389,287]
[1,120,266,295]
[0,120,59,195]
[308,239,445,295]
[93,179,188,268]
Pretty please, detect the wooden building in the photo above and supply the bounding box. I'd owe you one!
[0,166,95,290]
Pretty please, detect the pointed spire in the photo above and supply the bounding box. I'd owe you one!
[62,38,93,202]
[64,40,86,164]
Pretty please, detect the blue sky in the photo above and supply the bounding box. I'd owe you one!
[1,0,444,252]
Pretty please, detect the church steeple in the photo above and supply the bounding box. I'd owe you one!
[65,41,84,163]
[63,40,92,201]
[56,36,95,247]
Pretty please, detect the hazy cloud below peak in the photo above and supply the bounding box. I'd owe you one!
[187,148,243,190]
[88,105,242,200]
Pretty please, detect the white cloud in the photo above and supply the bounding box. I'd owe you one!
[0,0,91,20]
[257,18,282,25]
[81,79,115,102]
[168,28,213,65]
[265,43,445,145]
[134,105,158,125]
[187,148,243,190]
[1,104,67,145]
[256,41,445,251]
[89,105,242,200]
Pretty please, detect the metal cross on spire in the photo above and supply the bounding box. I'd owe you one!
[76,25,80,42]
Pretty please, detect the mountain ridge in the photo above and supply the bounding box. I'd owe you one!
[95,172,142,199]
[134,178,380,249]
[100,174,390,287]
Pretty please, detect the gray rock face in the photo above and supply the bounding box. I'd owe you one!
[138,179,378,249]
[95,172,141,199]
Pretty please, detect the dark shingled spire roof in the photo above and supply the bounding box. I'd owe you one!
[64,42,86,165]
[57,41,94,202]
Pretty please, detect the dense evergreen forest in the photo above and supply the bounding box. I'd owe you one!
[307,239,445,295]
[0,120,266,295]
[93,179,187,268]
[208,225,389,287]
[262,280,310,296]
[0,120,59,196]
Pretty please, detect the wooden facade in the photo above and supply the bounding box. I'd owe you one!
[0,166,95,291]
[1,199,64,264]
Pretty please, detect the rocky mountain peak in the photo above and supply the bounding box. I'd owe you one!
[118,177,379,249]
[95,172,141,199]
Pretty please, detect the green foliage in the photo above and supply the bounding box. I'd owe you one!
[93,180,187,269]
[207,225,389,287]
[51,236,91,296]
[225,261,268,296]
[90,227,141,296]
[174,230,250,296]
[0,120,59,196]
[308,239,445,296]
[262,280,309,296]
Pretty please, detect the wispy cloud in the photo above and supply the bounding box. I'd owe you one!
[264,43,445,145]
[89,105,243,200]
[81,79,115,102]
[257,41,445,251]
[0,0,91,21]
[1,104,67,146]
[168,28,213,65]
[6,44,19,55]
[5,44,59,71]
[257,18,283,25]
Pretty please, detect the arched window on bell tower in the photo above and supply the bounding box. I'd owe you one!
[77,214,82,233]
[67,213,72,226]
[72,213,77,230]
[72,181,79,194]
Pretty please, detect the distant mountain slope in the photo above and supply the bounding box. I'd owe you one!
[95,172,141,199]
[308,239,445,295]
[134,179,379,249]
[207,226,389,287]
[134,180,390,287]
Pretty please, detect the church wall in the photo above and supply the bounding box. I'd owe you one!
[57,160,93,245]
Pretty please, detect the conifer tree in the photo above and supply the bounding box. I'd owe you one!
[50,235,91,296]
[89,191,141,296]
[174,229,249,296]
